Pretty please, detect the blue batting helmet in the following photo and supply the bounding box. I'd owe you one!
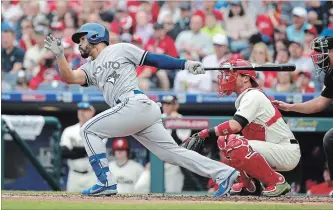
[71,23,109,45]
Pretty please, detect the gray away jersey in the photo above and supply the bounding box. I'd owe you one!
[80,43,148,107]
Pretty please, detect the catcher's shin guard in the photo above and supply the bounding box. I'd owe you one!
[218,135,287,195]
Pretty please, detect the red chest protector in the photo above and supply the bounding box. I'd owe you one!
[241,89,282,141]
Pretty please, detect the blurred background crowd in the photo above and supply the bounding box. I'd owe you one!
[2,0,333,93]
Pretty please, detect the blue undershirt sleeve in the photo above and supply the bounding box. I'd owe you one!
[142,52,186,70]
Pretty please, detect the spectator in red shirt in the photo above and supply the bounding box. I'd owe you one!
[256,3,281,40]
[144,23,178,90]
[145,23,178,58]
[296,71,315,93]
[110,7,130,35]
[308,165,333,196]
[18,18,36,51]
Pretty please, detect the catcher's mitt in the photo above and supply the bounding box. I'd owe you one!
[181,133,205,153]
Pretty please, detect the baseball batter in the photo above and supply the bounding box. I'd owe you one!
[182,59,301,197]
[44,22,238,196]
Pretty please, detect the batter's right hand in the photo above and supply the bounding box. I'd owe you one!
[44,35,64,59]
[272,100,293,111]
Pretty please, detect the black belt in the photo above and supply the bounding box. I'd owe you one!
[73,169,89,174]
[290,139,298,144]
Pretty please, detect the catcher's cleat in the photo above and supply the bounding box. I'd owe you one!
[82,184,118,196]
[262,174,291,197]
[230,178,264,196]
[214,169,240,197]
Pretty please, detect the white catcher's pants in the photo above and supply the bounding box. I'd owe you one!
[80,94,234,184]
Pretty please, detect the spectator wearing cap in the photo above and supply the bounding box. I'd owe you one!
[160,95,182,118]
[18,18,36,52]
[157,1,181,25]
[296,71,315,93]
[60,102,97,192]
[175,15,214,61]
[1,28,25,74]
[134,11,153,45]
[223,1,257,53]
[288,40,315,73]
[320,8,333,37]
[200,13,226,38]
[109,137,144,194]
[202,34,229,92]
[145,23,179,90]
[23,26,49,75]
[286,7,313,43]
[177,2,192,32]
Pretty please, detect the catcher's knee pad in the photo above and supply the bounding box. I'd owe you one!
[223,135,254,167]
[221,135,282,186]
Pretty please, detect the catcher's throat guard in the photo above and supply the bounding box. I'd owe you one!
[311,36,333,76]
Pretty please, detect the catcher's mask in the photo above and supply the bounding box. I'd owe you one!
[218,59,258,97]
[311,36,333,76]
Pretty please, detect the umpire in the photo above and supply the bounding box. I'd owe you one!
[273,36,333,193]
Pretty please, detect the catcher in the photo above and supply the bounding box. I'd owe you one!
[182,59,301,197]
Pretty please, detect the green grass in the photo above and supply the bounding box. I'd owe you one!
[2,200,333,210]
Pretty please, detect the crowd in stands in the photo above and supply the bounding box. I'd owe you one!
[2,0,333,93]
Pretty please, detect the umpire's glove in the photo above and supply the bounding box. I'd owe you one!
[185,60,205,75]
[44,35,64,59]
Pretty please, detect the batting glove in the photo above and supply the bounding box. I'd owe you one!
[44,35,64,59]
[185,60,205,75]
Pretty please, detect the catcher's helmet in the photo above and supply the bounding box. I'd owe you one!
[218,59,258,97]
[311,36,333,75]
[72,22,109,46]
[112,138,129,151]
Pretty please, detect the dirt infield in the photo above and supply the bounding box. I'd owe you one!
[2,191,333,205]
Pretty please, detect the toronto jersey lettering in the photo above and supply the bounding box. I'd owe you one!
[80,43,148,107]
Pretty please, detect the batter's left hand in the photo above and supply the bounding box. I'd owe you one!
[185,60,205,75]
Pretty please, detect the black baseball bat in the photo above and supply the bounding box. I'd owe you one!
[204,63,296,72]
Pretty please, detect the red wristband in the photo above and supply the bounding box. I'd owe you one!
[199,129,209,139]
[216,121,233,136]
